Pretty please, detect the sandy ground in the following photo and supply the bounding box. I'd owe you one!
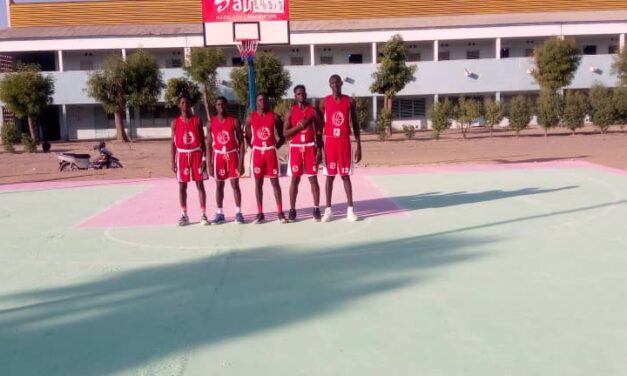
[1,124,626,185]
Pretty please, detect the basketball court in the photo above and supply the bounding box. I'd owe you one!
[1,161,627,375]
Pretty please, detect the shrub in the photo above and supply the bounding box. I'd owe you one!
[21,133,37,153]
[376,108,392,140]
[273,99,294,121]
[428,99,453,140]
[536,89,563,136]
[613,87,627,131]
[508,95,532,136]
[483,98,505,137]
[402,124,416,140]
[589,84,616,133]
[1,119,20,145]
[562,91,589,135]
[455,97,482,139]
[354,95,371,131]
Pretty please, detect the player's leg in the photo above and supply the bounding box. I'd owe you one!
[288,176,300,221]
[254,177,265,224]
[195,181,210,225]
[308,175,321,221]
[178,182,189,226]
[230,178,244,223]
[214,180,226,224]
[339,138,357,221]
[322,176,335,222]
[270,177,286,223]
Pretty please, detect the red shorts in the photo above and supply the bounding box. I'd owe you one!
[323,137,353,176]
[176,149,208,183]
[251,146,279,179]
[288,144,318,177]
[213,150,240,181]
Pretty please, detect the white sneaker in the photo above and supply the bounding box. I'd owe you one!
[346,209,358,222]
[321,207,333,222]
[200,214,210,226]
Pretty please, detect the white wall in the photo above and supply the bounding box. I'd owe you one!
[573,35,618,55]
[67,105,117,140]
[63,50,121,71]
[439,39,496,60]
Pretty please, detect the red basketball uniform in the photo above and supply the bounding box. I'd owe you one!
[174,115,208,183]
[250,111,280,179]
[288,104,318,177]
[211,116,240,181]
[323,95,353,176]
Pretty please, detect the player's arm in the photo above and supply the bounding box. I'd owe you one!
[206,122,214,177]
[275,114,285,149]
[234,118,246,175]
[350,98,362,163]
[314,108,324,165]
[283,108,298,138]
[170,119,177,174]
[244,115,252,148]
[198,118,207,172]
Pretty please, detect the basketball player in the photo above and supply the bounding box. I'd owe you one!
[171,95,209,226]
[245,93,287,224]
[318,74,362,222]
[207,96,245,224]
[283,85,322,222]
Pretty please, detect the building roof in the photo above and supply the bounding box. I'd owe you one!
[1,10,626,41]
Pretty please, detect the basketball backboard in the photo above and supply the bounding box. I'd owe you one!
[202,0,290,46]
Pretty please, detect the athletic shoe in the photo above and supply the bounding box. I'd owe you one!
[277,212,288,224]
[288,208,297,222]
[321,207,332,222]
[213,213,226,224]
[178,214,189,226]
[235,212,245,224]
[200,214,210,226]
[312,208,322,222]
[346,210,359,222]
[253,213,265,224]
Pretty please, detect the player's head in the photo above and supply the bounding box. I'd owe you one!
[293,85,307,104]
[215,96,228,115]
[329,74,343,95]
[178,95,192,114]
[256,93,269,111]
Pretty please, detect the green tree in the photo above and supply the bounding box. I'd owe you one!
[376,108,392,140]
[0,64,54,144]
[611,46,627,87]
[532,37,581,92]
[428,99,453,140]
[483,98,505,137]
[562,91,589,135]
[230,52,291,106]
[184,48,226,119]
[273,98,294,121]
[455,96,482,139]
[164,77,201,108]
[536,89,563,136]
[87,51,163,142]
[508,95,532,137]
[353,95,371,131]
[613,87,627,131]
[589,84,616,134]
[1,119,19,152]
[370,34,417,136]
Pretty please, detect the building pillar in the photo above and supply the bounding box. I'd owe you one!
[434,94,439,103]
[57,50,64,71]
[0,106,4,136]
[495,92,501,102]
[125,107,131,138]
[134,108,141,138]
[122,48,127,61]
[495,38,501,60]
[620,34,626,52]
[310,44,315,66]
[372,95,378,123]
[433,40,439,61]
[60,105,68,140]
[184,47,191,67]
[372,42,377,64]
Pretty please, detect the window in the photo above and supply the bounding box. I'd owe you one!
[524,48,534,57]
[466,50,480,59]
[79,60,94,70]
[290,56,304,66]
[170,58,182,68]
[348,54,363,64]
[583,45,597,55]
[320,55,333,65]
[608,45,619,54]
[438,51,450,61]
[231,57,244,66]
[392,98,426,119]
[407,53,421,62]
[500,48,510,58]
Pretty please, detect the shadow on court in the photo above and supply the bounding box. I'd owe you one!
[0,233,492,375]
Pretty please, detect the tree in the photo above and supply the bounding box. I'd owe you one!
[483,98,505,137]
[87,51,163,142]
[611,46,627,87]
[376,109,392,140]
[164,77,201,108]
[613,87,627,131]
[536,89,562,136]
[273,98,294,121]
[562,91,589,135]
[184,48,225,119]
[428,99,453,140]
[589,84,616,134]
[508,95,532,136]
[370,34,417,136]
[353,95,371,131]
[532,37,581,92]
[455,96,482,139]
[0,63,54,144]
[230,51,291,106]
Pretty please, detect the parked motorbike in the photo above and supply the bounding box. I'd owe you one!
[57,141,123,171]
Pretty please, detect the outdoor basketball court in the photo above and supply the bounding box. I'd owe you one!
[1,161,627,375]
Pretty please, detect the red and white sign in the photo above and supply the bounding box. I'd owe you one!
[202,0,290,22]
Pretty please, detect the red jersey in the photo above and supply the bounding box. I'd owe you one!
[174,115,203,150]
[250,111,277,148]
[324,95,351,139]
[290,104,316,145]
[211,116,239,152]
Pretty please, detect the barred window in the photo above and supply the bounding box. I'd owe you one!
[392,98,426,119]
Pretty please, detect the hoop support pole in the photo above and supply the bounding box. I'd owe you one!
[247,56,257,112]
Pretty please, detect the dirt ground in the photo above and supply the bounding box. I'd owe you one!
[1,124,626,185]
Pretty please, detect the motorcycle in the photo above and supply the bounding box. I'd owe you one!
[58,141,123,171]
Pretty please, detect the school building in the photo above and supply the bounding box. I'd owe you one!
[0,0,625,140]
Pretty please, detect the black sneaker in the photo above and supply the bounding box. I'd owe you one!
[288,208,297,222]
[312,208,321,222]
[213,213,226,224]
[253,213,265,224]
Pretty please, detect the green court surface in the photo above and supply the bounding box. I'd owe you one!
[1,163,627,375]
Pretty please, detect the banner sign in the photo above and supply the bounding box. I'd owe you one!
[202,0,290,22]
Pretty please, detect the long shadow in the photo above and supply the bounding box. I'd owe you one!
[0,233,491,375]
[494,156,587,164]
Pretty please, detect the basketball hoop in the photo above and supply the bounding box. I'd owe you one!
[236,39,259,60]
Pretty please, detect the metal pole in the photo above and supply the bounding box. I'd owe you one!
[247,56,257,112]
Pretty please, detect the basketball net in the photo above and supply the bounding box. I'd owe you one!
[236,39,259,60]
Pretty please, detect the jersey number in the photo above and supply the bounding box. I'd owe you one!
[300,134,306,143]
[333,128,341,137]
